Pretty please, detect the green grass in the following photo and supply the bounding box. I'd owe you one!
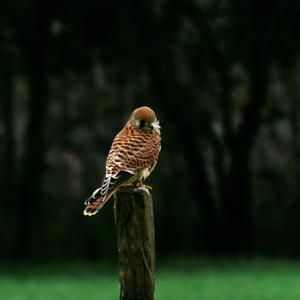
[1,259,300,300]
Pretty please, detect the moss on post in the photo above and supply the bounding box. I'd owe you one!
[114,187,155,300]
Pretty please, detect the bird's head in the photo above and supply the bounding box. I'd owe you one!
[128,106,161,134]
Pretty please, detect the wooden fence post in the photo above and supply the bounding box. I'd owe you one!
[114,187,155,300]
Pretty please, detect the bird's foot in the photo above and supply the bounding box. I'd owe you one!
[136,181,152,190]
[134,181,151,195]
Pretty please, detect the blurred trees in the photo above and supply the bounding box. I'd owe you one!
[1,0,300,261]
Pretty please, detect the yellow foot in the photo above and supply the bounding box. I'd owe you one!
[136,181,152,190]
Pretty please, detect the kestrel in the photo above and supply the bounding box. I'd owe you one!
[84,106,161,216]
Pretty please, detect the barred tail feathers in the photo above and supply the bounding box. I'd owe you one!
[83,170,134,216]
[83,192,113,216]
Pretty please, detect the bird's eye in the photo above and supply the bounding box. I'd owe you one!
[139,119,146,128]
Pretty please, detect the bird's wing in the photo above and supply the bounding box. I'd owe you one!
[85,170,134,205]
[102,170,134,195]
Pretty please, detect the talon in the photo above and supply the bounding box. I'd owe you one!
[136,181,152,190]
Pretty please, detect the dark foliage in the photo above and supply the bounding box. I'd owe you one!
[1,0,300,261]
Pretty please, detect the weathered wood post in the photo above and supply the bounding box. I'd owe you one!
[114,187,155,300]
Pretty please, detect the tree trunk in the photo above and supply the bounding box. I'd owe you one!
[16,4,51,259]
[0,45,16,259]
[0,48,16,209]
[221,50,268,254]
[114,188,155,300]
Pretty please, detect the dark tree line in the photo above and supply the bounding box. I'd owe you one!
[1,0,300,261]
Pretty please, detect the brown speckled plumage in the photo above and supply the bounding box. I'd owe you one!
[84,106,161,216]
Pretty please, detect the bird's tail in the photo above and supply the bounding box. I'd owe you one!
[83,191,113,216]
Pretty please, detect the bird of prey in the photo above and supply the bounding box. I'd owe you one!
[84,106,161,216]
